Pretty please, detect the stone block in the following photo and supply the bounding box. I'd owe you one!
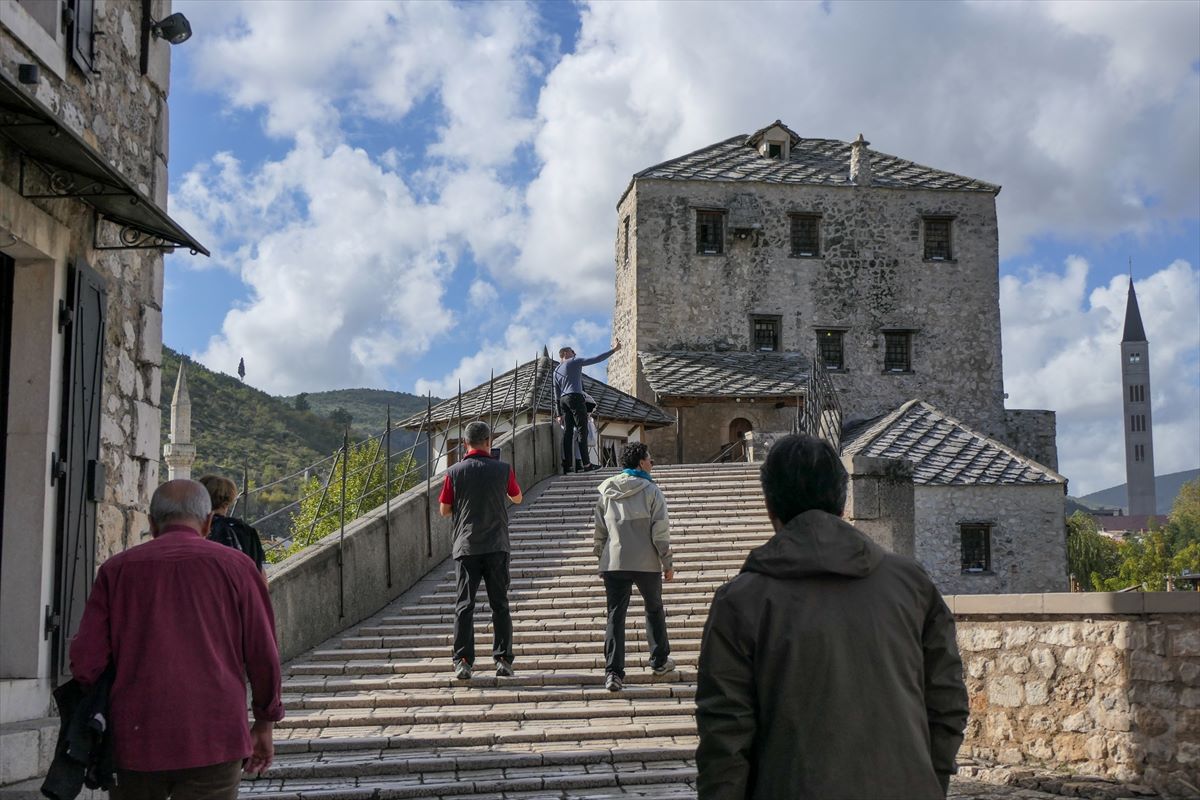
[1030,647,1057,679]
[1060,647,1094,675]
[1169,624,1200,657]
[1025,680,1049,705]
[0,728,39,783]
[117,348,136,396]
[139,306,162,365]
[1041,592,1145,615]
[1130,650,1173,683]
[959,626,1003,651]
[987,675,1024,708]
[132,401,160,460]
[1143,593,1200,613]
[1002,625,1038,648]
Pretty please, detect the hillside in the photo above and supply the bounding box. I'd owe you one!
[283,388,432,433]
[160,347,348,484]
[1074,468,1200,515]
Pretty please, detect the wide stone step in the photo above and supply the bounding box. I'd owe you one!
[283,683,696,711]
[334,623,709,651]
[286,659,699,683]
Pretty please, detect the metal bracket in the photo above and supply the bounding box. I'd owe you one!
[57,299,73,333]
[92,211,187,252]
[49,451,66,486]
[44,605,61,640]
[18,152,127,200]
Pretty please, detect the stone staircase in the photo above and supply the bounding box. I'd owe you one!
[241,462,769,799]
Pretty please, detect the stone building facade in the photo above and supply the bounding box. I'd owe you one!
[843,399,1068,595]
[610,121,1050,465]
[0,0,204,783]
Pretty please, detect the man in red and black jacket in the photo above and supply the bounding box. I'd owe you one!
[439,421,523,680]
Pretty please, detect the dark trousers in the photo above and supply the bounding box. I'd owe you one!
[603,570,670,678]
[559,393,592,470]
[111,759,242,800]
[453,551,513,665]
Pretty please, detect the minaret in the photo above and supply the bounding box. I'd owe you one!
[1120,276,1156,516]
[163,361,196,480]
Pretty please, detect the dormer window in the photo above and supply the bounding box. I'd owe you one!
[768,143,783,159]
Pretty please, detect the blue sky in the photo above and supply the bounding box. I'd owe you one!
[162,0,1199,496]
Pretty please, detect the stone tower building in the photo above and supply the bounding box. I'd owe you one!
[1120,278,1156,516]
[611,121,1055,466]
[1,0,206,782]
[163,361,196,479]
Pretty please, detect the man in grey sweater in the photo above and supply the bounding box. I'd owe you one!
[593,442,674,692]
[554,342,620,473]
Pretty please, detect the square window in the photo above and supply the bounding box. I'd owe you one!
[883,332,912,372]
[790,214,821,257]
[960,524,992,573]
[752,316,780,352]
[696,210,725,255]
[816,329,844,370]
[924,218,952,260]
[768,142,783,159]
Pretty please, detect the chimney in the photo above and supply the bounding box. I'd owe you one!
[849,133,872,186]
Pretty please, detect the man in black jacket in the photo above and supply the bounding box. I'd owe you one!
[438,421,523,680]
[696,435,968,799]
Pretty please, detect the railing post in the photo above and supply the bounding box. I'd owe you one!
[425,393,433,558]
[241,461,250,519]
[488,368,495,432]
[384,405,393,588]
[511,361,519,464]
[531,353,540,474]
[338,430,347,619]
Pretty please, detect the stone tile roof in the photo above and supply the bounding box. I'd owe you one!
[398,357,675,430]
[638,351,813,399]
[841,400,1065,486]
[629,131,999,195]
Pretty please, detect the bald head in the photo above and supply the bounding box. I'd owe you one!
[149,479,213,535]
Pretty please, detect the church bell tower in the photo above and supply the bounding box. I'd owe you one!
[1120,277,1156,516]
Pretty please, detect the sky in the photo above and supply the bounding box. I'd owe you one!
[162,0,1200,497]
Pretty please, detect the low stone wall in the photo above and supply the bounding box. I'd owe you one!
[949,593,1200,797]
[268,421,560,662]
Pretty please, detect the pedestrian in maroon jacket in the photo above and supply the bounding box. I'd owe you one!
[71,479,284,798]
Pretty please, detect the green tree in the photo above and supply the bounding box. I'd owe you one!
[273,441,420,563]
[1066,512,1121,591]
[1163,478,1200,555]
[294,392,310,412]
[1170,541,1200,579]
[329,406,353,429]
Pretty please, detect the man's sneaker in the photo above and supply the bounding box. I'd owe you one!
[650,657,676,676]
[495,659,514,677]
[453,659,473,680]
[605,673,623,692]
[581,463,601,473]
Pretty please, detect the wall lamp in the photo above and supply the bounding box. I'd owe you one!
[151,13,193,44]
[140,2,193,75]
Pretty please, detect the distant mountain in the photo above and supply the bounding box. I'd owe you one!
[160,347,346,482]
[159,348,433,538]
[1073,469,1200,515]
[283,388,434,434]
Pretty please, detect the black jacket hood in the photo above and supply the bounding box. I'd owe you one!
[741,509,885,580]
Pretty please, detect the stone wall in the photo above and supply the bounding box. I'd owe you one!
[1,0,173,565]
[950,593,1200,797]
[917,483,1068,595]
[612,177,1008,441]
[844,454,915,558]
[641,397,795,465]
[0,0,175,731]
[1004,409,1059,472]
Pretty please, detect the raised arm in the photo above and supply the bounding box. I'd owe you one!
[576,344,619,368]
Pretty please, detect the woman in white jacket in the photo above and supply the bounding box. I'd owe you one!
[593,442,675,691]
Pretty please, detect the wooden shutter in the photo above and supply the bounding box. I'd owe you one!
[51,259,107,680]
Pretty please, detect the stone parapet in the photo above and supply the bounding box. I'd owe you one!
[948,592,1200,797]
[843,454,915,558]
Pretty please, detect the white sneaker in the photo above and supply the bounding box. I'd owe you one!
[495,659,514,677]
[454,659,473,680]
[605,673,623,692]
[651,657,675,676]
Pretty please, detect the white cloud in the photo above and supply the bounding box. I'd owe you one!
[1001,258,1200,496]
[517,0,1200,307]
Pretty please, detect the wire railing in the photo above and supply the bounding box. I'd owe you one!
[795,353,843,452]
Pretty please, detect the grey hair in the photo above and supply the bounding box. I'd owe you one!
[464,420,491,447]
[150,480,213,527]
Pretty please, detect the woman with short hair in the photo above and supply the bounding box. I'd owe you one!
[198,474,267,574]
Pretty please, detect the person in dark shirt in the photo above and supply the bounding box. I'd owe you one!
[199,474,267,574]
[438,421,523,680]
[553,342,620,474]
[71,479,283,797]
